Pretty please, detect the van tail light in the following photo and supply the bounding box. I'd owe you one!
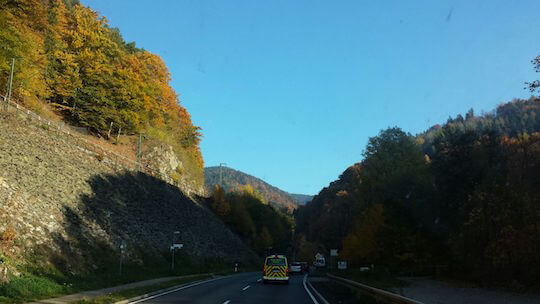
[286,268,289,276]
[263,268,266,276]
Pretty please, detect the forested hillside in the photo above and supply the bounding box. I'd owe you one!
[296,97,540,286]
[207,185,294,256]
[205,166,300,211]
[0,0,204,187]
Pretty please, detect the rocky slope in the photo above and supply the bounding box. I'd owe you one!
[0,112,257,277]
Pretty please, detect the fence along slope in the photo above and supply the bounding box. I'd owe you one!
[0,95,181,190]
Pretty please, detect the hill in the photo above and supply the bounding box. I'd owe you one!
[296,97,540,286]
[205,166,301,211]
[289,193,313,205]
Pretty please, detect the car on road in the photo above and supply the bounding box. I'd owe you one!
[263,255,289,284]
[289,262,303,274]
[299,262,309,273]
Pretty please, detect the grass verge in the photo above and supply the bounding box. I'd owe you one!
[72,274,212,304]
[0,251,256,304]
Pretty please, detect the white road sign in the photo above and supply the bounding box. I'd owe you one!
[170,244,183,250]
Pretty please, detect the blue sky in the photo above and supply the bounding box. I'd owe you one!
[83,0,539,195]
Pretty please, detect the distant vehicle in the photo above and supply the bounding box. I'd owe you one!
[299,262,309,273]
[263,255,289,284]
[289,262,302,274]
[314,253,326,267]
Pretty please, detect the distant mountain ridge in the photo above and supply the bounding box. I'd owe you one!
[204,166,310,211]
[289,193,313,205]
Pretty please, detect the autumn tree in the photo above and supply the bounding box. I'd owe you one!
[45,0,81,108]
[0,0,205,190]
[210,185,231,218]
[0,0,48,106]
[254,227,274,253]
[341,204,385,266]
[218,187,293,255]
[229,200,256,240]
[295,234,318,263]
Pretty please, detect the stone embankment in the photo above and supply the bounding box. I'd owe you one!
[0,112,257,277]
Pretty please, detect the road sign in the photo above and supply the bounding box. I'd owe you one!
[338,261,347,270]
[170,244,183,250]
[330,249,338,256]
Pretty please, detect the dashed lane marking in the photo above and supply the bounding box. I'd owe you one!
[257,279,262,282]
[242,285,250,291]
[128,277,226,303]
[222,301,231,304]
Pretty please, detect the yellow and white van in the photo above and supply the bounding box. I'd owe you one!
[262,255,289,284]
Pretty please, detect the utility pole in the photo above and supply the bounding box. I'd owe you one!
[5,58,15,111]
[119,240,126,276]
[171,231,180,272]
[136,133,142,171]
[219,163,227,187]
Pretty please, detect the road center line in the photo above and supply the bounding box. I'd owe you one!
[242,285,250,291]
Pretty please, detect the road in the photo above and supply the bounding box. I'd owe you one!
[131,272,316,304]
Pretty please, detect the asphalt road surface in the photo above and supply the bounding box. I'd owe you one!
[131,272,316,304]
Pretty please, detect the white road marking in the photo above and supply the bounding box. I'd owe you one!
[257,278,262,282]
[242,285,250,291]
[128,277,226,303]
[306,275,331,304]
[222,301,231,304]
[302,274,319,304]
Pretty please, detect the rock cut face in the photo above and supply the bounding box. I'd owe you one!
[142,144,205,196]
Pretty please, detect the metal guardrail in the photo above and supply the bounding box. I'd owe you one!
[326,273,424,304]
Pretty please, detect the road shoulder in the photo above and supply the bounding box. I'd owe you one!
[27,274,212,304]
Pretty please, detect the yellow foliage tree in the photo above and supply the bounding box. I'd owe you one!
[341,204,385,266]
[210,185,231,218]
[0,0,205,189]
[296,234,318,262]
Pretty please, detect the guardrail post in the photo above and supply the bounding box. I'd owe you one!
[136,133,142,171]
[107,121,113,139]
[116,126,121,143]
